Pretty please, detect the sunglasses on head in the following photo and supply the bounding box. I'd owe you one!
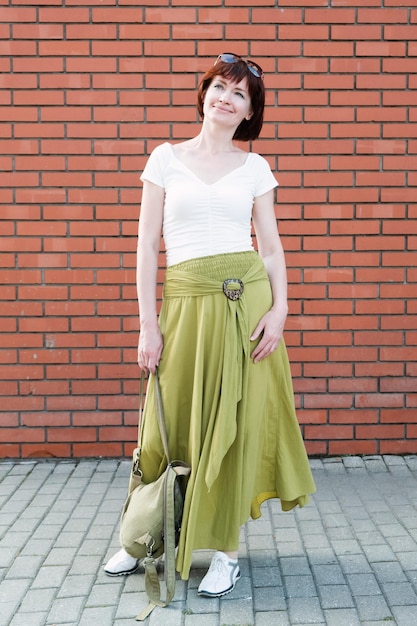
[215,52,264,79]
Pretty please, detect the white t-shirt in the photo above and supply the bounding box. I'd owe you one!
[140,142,278,267]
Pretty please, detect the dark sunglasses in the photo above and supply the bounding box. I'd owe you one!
[215,52,264,80]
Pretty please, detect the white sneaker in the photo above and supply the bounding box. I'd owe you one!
[198,551,241,597]
[104,548,139,576]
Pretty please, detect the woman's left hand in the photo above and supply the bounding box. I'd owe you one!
[250,306,288,363]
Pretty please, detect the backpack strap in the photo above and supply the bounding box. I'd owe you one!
[135,369,191,620]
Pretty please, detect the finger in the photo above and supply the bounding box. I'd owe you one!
[251,337,268,362]
[252,336,279,363]
[250,321,264,341]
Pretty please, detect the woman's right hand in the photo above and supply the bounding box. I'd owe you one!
[137,323,164,374]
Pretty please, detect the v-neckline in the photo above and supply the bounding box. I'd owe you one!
[168,143,250,187]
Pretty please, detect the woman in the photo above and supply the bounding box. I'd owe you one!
[105,53,316,597]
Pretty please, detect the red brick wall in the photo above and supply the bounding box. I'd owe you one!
[1,1,416,459]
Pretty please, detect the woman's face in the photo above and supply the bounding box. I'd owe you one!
[203,75,253,132]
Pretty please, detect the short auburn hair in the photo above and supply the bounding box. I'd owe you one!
[197,59,265,142]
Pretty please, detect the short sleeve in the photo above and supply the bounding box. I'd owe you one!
[140,143,169,188]
[253,154,278,197]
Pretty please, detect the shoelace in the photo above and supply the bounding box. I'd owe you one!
[210,556,231,577]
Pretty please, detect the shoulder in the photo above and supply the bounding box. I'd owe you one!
[247,152,272,169]
[143,142,173,173]
[247,153,278,193]
[148,142,173,160]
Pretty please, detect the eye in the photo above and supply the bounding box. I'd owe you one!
[235,91,245,98]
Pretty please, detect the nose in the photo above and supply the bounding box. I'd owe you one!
[218,90,230,103]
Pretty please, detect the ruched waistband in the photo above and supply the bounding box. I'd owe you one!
[164,251,269,300]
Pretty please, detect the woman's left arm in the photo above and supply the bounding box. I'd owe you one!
[251,189,288,363]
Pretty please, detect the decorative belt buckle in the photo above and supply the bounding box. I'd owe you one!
[223,278,244,301]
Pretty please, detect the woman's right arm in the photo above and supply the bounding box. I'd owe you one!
[136,179,165,373]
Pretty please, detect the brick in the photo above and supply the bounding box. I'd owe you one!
[356,41,406,57]
[252,8,301,22]
[357,8,408,22]
[384,25,417,40]
[356,139,406,154]
[307,7,355,22]
[39,8,90,22]
[0,7,37,21]
[305,41,354,56]
[331,25,382,39]
[14,123,65,138]
[2,0,417,459]
[330,57,381,73]
[13,58,64,73]
[66,24,117,39]
[278,25,329,39]
[356,74,406,89]
[357,108,406,122]
[356,425,405,438]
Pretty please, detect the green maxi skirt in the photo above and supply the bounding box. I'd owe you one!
[138,251,316,580]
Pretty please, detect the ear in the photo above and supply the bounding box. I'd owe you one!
[245,111,253,121]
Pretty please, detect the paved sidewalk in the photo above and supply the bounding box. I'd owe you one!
[1,456,417,626]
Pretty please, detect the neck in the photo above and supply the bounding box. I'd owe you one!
[193,123,236,154]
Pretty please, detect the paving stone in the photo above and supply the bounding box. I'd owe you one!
[381,582,417,606]
[309,459,324,471]
[255,612,290,626]
[1,456,417,625]
[404,455,417,472]
[342,456,365,469]
[184,614,218,626]
[68,555,102,576]
[318,584,355,609]
[363,457,388,472]
[323,460,346,474]
[285,574,317,598]
[391,605,417,626]
[330,539,362,556]
[185,590,218,615]
[0,602,23,626]
[0,546,19,567]
[247,533,275,550]
[32,566,69,589]
[9,612,48,626]
[324,608,361,626]
[280,556,311,577]
[326,526,355,541]
[287,597,325,623]
[346,572,383,596]
[5,555,44,578]
[362,544,397,563]
[0,578,31,606]
[372,561,408,583]
[78,606,116,626]
[21,538,55,556]
[220,596,255,624]
[360,622,396,626]
[383,455,407,466]
[251,565,282,588]
[277,540,305,557]
[306,547,338,566]
[19,587,57,613]
[148,602,184,626]
[115,591,150,620]
[47,595,85,624]
[253,584,286,611]
[311,564,345,585]
[355,594,393,621]
[57,574,95,598]
[85,582,121,607]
